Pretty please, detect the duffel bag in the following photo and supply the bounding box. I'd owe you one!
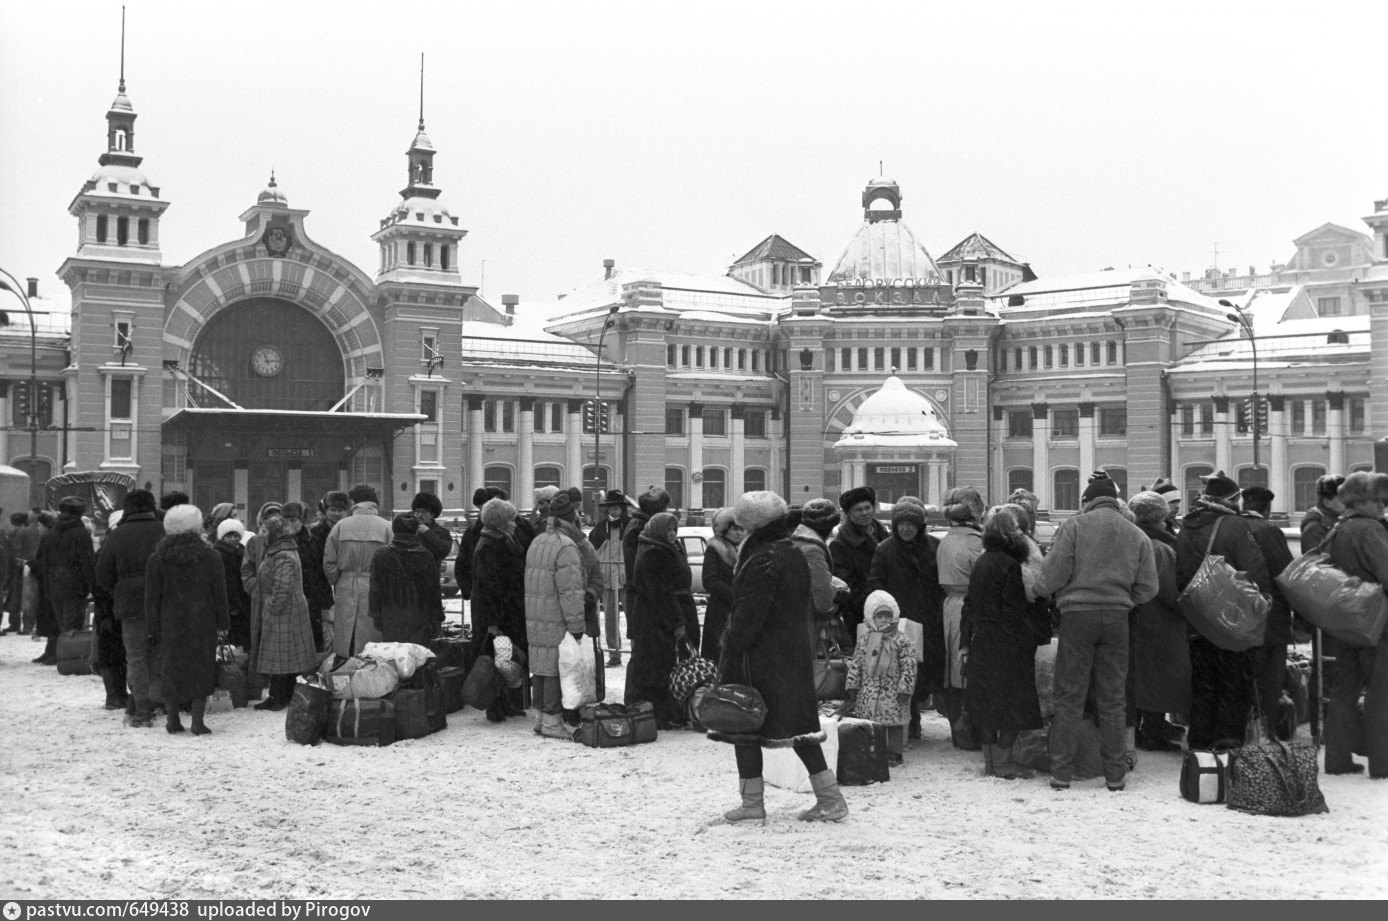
[391,687,447,739]
[1226,739,1328,817]
[56,630,96,676]
[215,645,248,709]
[285,675,333,746]
[1176,518,1269,652]
[692,683,766,735]
[324,655,400,700]
[325,698,397,747]
[1180,749,1233,804]
[669,639,719,706]
[576,702,657,748]
[1276,529,1388,647]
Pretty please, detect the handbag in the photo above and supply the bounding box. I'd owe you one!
[284,675,333,746]
[813,637,848,701]
[1176,517,1270,652]
[1180,749,1233,804]
[669,638,719,706]
[1275,524,1388,647]
[1225,700,1328,817]
[215,644,248,709]
[461,653,503,710]
[692,682,766,734]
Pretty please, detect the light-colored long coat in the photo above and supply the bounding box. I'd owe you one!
[524,520,586,676]
[323,503,393,656]
[937,524,984,689]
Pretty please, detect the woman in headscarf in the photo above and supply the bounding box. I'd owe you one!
[626,511,698,728]
[252,516,318,712]
[369,513,446,647]
[282,501,335,652]
[240,501,283,696]
[701,507,744,664]
[846,590,917,765]
[1126,491,1190,751]
[937,486,985,749]
[144,505,229,735]
[471,498,528,723]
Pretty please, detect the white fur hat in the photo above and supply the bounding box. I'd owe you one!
[733,490,788,532]
[216,518,247,540]
[864,589,900,621]
[164,504,204,535]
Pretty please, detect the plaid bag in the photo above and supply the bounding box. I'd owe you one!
[669,638,719,705]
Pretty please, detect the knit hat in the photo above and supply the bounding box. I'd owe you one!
[1082,470,1119,503]
[800,498,841,537]
[942,486,984,523]
[58,496,87,517]
[216,518,247,541]
[348,484,379,505]
[411,491,442,518]
[839,485,877,513]
[392,513,419,535]
[1128,491,1170,528]
[637,486,671,517]
[480,498,517,531]
[549,492,578,523]
[1201,470,1241,500]
[1151,477,1179,499]
[123,489,157,515]
[163,504,203,535]
[322,490,350,511]
[257,502,284,526]
[734,490,788,532]
[891,497,927,530]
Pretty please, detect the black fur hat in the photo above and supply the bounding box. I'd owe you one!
[839,486,876,513]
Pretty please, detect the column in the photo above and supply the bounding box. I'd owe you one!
[1031,403,1050,509]
[565,399,584,492]
[1269,395,1289,517]
[1327,391,1346,475]
[1213,396,1232,474]
[1169,403,1182,489]
[730,405,746,497]
[0,382,9,463]
[927,458,945,506]
[517,397,536,507]
[687,402,704,511]
[233,461,249,515]
[55,386,71,470]
[337,461,349,492]
[467,396,485,502]
[1078,402,1096,479]
[769,408,783,495]
[286,462,303,504]
[851,460,867,491]
[840,460,853,491]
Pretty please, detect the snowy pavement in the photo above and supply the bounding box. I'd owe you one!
[1,629,1385,900]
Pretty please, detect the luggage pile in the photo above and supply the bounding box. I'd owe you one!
[286,642,447,746]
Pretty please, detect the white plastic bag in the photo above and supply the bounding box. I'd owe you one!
[558,633,598,710]
[359,642,435,679]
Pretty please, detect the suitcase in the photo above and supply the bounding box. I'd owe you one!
[1180,749,1233,804]
[575,702,657,748]
[325,698,397,747]
[57,631,95,676]
[428,635,471,671]
[766,714,842,792]
[439,666,466,714]
[391,687,447,739]
[836,717,890,785]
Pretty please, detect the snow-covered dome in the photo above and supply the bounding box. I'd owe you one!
[257,173,288,206]
[108,91,134,114]
[410,128,434,151]
[86,162,158,199]
[834,377,956,449]
[385,194,460,228]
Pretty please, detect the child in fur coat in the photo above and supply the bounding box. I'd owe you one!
[845,589,917,764]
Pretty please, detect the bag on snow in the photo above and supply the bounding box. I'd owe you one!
[428,633,471,671]
[1275,532,1388,647]
[836,717,890,786]
[668,638,719,706]
[323,655,400,700]
[575,702,658,748]
[285,675,333,746]
[1176,517,1270,652]
[813,637,849,702]
[215,644,248,709]
[56,630,96,676]
[325,698,397,747]
[461,655,503,710]
[390,687,447,739]
[1225,708,1328,817]
[558,632,599,710]
[359,641,435,680]
[691,683,766,735]
[439,665,466,714]
[1180,749,1233,804]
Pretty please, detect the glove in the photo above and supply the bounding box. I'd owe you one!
[897,692,911,707]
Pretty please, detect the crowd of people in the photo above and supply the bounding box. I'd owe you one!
[5,464,1385,826]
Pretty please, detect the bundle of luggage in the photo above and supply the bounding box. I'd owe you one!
[285,642,447,746]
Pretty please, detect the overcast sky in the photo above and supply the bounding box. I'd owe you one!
[1,0,1384,318]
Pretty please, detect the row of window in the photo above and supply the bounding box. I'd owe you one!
[94,215,150,246]
[1001,340,1122,373]
[1007,408,1128,438]
[381,241,453,272]
[1178,398,1367,436]
[1005,464,1347,513]
[666,344,766,373]
[826,346,937,374]
[665,407,766,437]
[478,464,770,511]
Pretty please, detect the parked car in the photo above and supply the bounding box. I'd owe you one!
[678,525,712,595]
[440,534,461,597]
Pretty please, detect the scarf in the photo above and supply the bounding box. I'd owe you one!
[860,590,902,684]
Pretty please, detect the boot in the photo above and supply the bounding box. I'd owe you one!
[798,770,849,822]
[124,696,153,729]
[1137,714,1180,752]
[165,696,185,734]
[33,637,57,665]
[992,731,1034,780]
[606,652,622,668]
[189,698,211,736]
[722,777,766,825]
[539,711,573,740]
[101,669,128,711]
[982,743,997,776]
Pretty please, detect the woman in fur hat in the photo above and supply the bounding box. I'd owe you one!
[471,498,529,722]
[627,511,697,728]
[145,505,229,735]
[701,507,744,663]
[790,498,841,624]
[712,490,848,825]
[937,486,986,749]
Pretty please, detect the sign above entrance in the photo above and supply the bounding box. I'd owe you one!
[873,465,918,474]
[268,449,315,458]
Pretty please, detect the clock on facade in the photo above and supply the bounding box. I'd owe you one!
[251,345,285,377]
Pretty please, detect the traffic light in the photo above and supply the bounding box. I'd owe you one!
[598,400,610,434]
[583,400,611,434]
[1242,396,1268,435]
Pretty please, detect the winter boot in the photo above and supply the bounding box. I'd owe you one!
[539,712,573,740]
[189,697,211,736]
[722,777,767,825]
[32,637,57,665]
[165,696,185,734]
[101,668,128,711]
[981,743,997,776]
[798,770,849,822]
[125,697,153,729]
[992,731,1034,780]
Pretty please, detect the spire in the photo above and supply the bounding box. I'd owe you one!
[101,5,139,167]
[418,52,425,131]
[403,54,438,198]
[119,5,126,93]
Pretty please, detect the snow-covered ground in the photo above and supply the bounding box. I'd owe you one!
[2,615,1386,900]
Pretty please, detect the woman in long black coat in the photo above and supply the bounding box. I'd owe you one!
[368,514,445,647]
[31,497,95,664]
[145,505,230,735]
[711,491,847,825]
[960,506,1046,779]
[471,498,528,722]
[213,519,252,650]
[700,507,743,663]
[626,512,697,728]
[1127,492,1191,750]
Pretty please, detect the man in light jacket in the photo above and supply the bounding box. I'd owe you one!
[323,484,393,656]
[1039,471,1159,792]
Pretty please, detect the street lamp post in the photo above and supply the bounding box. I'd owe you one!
[1220,299,1261,477]
[592,305,619,503]
[0,268,40,484]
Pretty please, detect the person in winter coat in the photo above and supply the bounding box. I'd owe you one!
[626,512,697,728]
[701,507,744,664]
[283,502,334,652]
[3,512,27,633]
[1039,472,1159,791]
[323,484,392,657]
[31,496,95,665]
[1300,474,1345,555]
[532,485,561,531]
[588,490,631,667]
[551,492,605,654]
[253,515,319,711]
[144,505,229,735]
[867,497,943,739]
[846,590,917,765]
[1126,491,1190,751]
[791,498,841,623]
[1174,472,1273,751]
[1150,477,1183,536]
[936,486,986,750]
[239,501,283,692]
[368,513,445,646]
[214,519,251,651]
[202,502,238,543]
[830,486,887,649]
[410,491,453,565]
[309,491,350,557]
[525,504,589,739]
[455,486,520,601]
[961,507,1048,779]
[94,489,165,726]
[623,486,671,583]
[712,491,846,824]
[471,498,529,723]
[1320,472,1388,777]
[1240,486,1296,739]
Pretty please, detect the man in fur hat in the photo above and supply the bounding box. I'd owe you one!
[323,484,393,656]
[410,491,453,565]
[830,486,887,650]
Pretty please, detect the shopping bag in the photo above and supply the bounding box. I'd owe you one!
[669,638,719,705]
[1276,538,1388,647]
[558,632,598,710]
[1176,518,1269,651]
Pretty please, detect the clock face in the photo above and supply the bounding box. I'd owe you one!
[251,345,284,378]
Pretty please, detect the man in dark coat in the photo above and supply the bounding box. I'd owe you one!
[95,489,165,726]
[411,491,453,564]
[1299,474,1345,555]
[622,486,671,583]
[309,491,350,557]
[471,497,528,722]
[626,512,696,728]
[282,502,335,652]
[867,498,943,737]
[369,514,445,647]
[1240,486,1296,739]
[1127,491,1189,750]
[711,490,847,825]
[1174,472,1273,750]
[830,486,888,649]
[31,496,95,665]
[4,512,30,633]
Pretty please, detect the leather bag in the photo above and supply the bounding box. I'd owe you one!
[1275,525,1388,647]
[214,644,248,709]
[575,702,658,748]
[1176,517,1270,652]
[669,638,719,705]
[813,636,849,701]
[691,683,766,734]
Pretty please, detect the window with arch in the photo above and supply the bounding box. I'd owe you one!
[1184,464,1214,508]
[701,468,726,509]
[1102,466,1128,500]
[1053,469,1080,511]
[484,465,512,497]
[1007,468,1034,496]
[1293,466,1326,513]
[1236,467,1268,490]
[114,129,127,151]
[665,467,684,511]
[534,465,562,491]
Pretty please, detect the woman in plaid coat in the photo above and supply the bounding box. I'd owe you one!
[253,516,318,711]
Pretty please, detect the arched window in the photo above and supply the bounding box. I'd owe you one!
[1183,464,1214,508]
[1053,468,1080,511]
[1007,468,1033,496]
[1102,466,1128,500]
[1293,466,1326,513]
[115,129,127,151]
[484,465,512,498]
[743,468,766,494]
[702,468,726,509]
[534,465,562,491]
[665,467,684,511]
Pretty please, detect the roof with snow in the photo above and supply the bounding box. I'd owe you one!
[991,266,1225,316]
[731,234,816,266]
[834,377,957,450]
[541,264,785,334]
[1168,305,1370,376]
[827,217,944,285]
[938,232,1018,265]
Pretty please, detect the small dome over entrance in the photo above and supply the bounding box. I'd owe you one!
[835,377,955,448]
